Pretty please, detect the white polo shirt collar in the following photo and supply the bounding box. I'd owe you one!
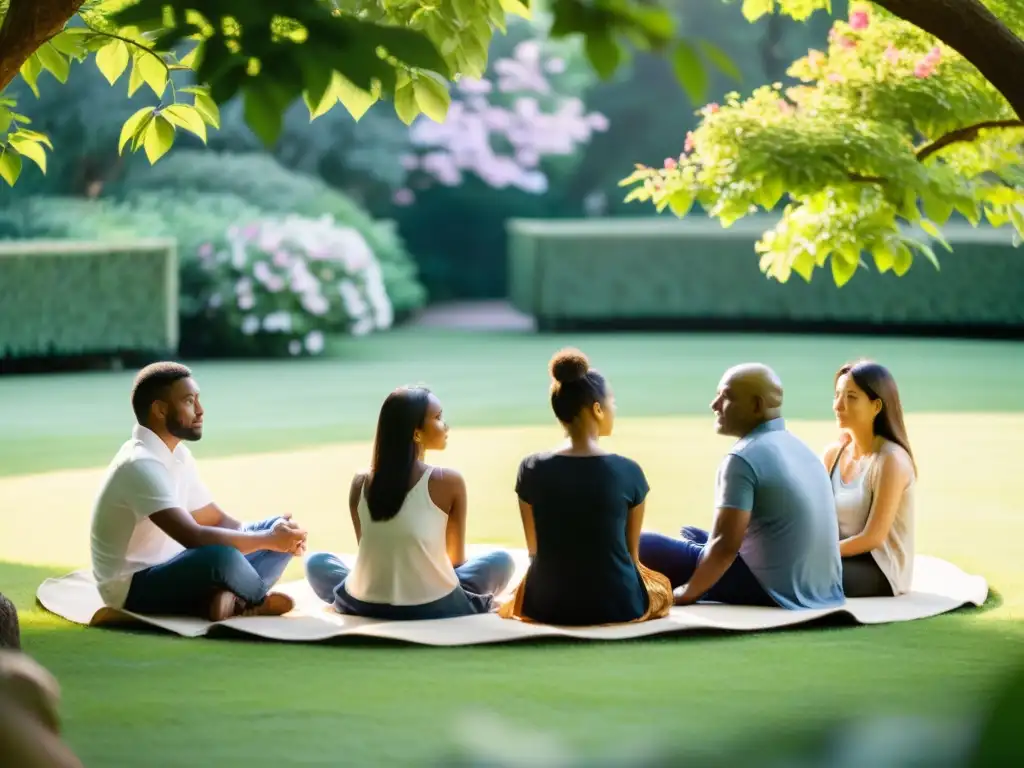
[131,424,179,468]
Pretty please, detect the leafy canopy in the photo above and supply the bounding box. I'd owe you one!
[0,0,735,187]
[620,1,1024,286]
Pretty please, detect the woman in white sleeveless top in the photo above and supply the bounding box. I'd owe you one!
[822,360,917,597]
[304,386,515,619]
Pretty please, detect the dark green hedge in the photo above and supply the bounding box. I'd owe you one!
[0,239,178,359]
[507,217,1024,332]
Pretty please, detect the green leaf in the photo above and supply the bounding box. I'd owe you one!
[127,54,146,97]
[672,41,708,105]
[35,43,70,84]
[142,114,175,164]
[792,251,815,282]
[243,82,285,146]
[137,51,168,97]
[0,108,10,135]
[192,91,221,129]
[871,242,895,273]
[412,76,451,124]
[162,104,207,143]
[921,190,954,225]
[499,0,531,17]
[8,135,46,174]
[299,54,334,121]
[831,251,857,287]
[19,54,42,97]
[905,237,941,270]
[698,40,742,82]
[334,73,377,121]
[742,0,775,22]
[0,148,22,186]
[667,189,695,218]
[919,220,952,252]
[892,243,913,276]
[393,77,419,126]
[15,129,53,149]
[95,40,131,85]
[119,106,155,154]
[584,29,621,81]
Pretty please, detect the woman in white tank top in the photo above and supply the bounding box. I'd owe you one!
[823,360,917,597]
[303,386,515,620]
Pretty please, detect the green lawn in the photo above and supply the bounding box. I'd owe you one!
[2,329,1023,766]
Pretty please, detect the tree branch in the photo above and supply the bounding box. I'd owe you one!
[916,119,1024,162]
[873,0,1024,119]
[0,0,85,92]
[81,21,171,76]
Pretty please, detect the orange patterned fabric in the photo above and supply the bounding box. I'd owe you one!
[498,563,673,624]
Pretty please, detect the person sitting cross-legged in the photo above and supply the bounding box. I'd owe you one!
[90,362,307,622]
[305,386,515,620]
[639,363,846,610]
[498,348,672,626]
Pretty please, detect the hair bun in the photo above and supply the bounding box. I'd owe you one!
[550,348,589,384]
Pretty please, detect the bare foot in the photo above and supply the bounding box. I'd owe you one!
[235,592,294,618]
[208,590,238,622]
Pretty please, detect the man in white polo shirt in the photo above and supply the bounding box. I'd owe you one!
[90,362,308,621]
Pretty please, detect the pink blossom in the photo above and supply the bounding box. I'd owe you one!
[827,72,845,83]
[545,58,566,74]
[664,157,677,170]
[807,50,827,68]
[198,243,213,258]
[684,131,696,153]
[778,99,795,115]
[884,45,901,65]
[849,10,869,30]
[701,103,720,117]
[392,188,415,206]
[272,249,290,268]
[914,46,941,78]
[837,36,856,50]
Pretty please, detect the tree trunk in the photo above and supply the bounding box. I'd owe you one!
[876,0,1024,119]
[0,0,84,93]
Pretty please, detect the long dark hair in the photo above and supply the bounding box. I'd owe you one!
[836,360,917,476]
[365,386,431,521]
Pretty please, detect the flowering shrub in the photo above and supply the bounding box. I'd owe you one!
[190,214,393,357]
[395,19,608,204]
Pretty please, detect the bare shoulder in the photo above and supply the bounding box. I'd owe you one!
[878,440,914,473]
[822,441,845,467]
[348,472,368,504]
[430,466,466,492]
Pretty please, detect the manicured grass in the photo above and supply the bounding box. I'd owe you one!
[2,328,1023,477]
[1,330,1022,766]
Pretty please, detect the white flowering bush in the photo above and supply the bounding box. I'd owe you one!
[188,214,393,357]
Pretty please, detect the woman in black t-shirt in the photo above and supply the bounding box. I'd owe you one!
[498,348,672,626]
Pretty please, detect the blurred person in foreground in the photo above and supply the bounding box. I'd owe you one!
[0,650,83,768]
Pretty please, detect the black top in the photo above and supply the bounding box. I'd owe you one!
[515,452,650,626]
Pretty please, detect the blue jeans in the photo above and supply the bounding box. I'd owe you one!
[123,516,294,616]
[305,550,516,620]
[638,528,777,607]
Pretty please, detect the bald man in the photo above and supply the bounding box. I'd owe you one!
[639,363,845,609]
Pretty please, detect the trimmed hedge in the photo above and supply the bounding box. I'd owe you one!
[507,217,1024,333]
[0,239,178,359]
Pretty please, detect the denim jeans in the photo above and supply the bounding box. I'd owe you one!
[638,528,777,607]
[304,550,516,620]
[123,516,294,616]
